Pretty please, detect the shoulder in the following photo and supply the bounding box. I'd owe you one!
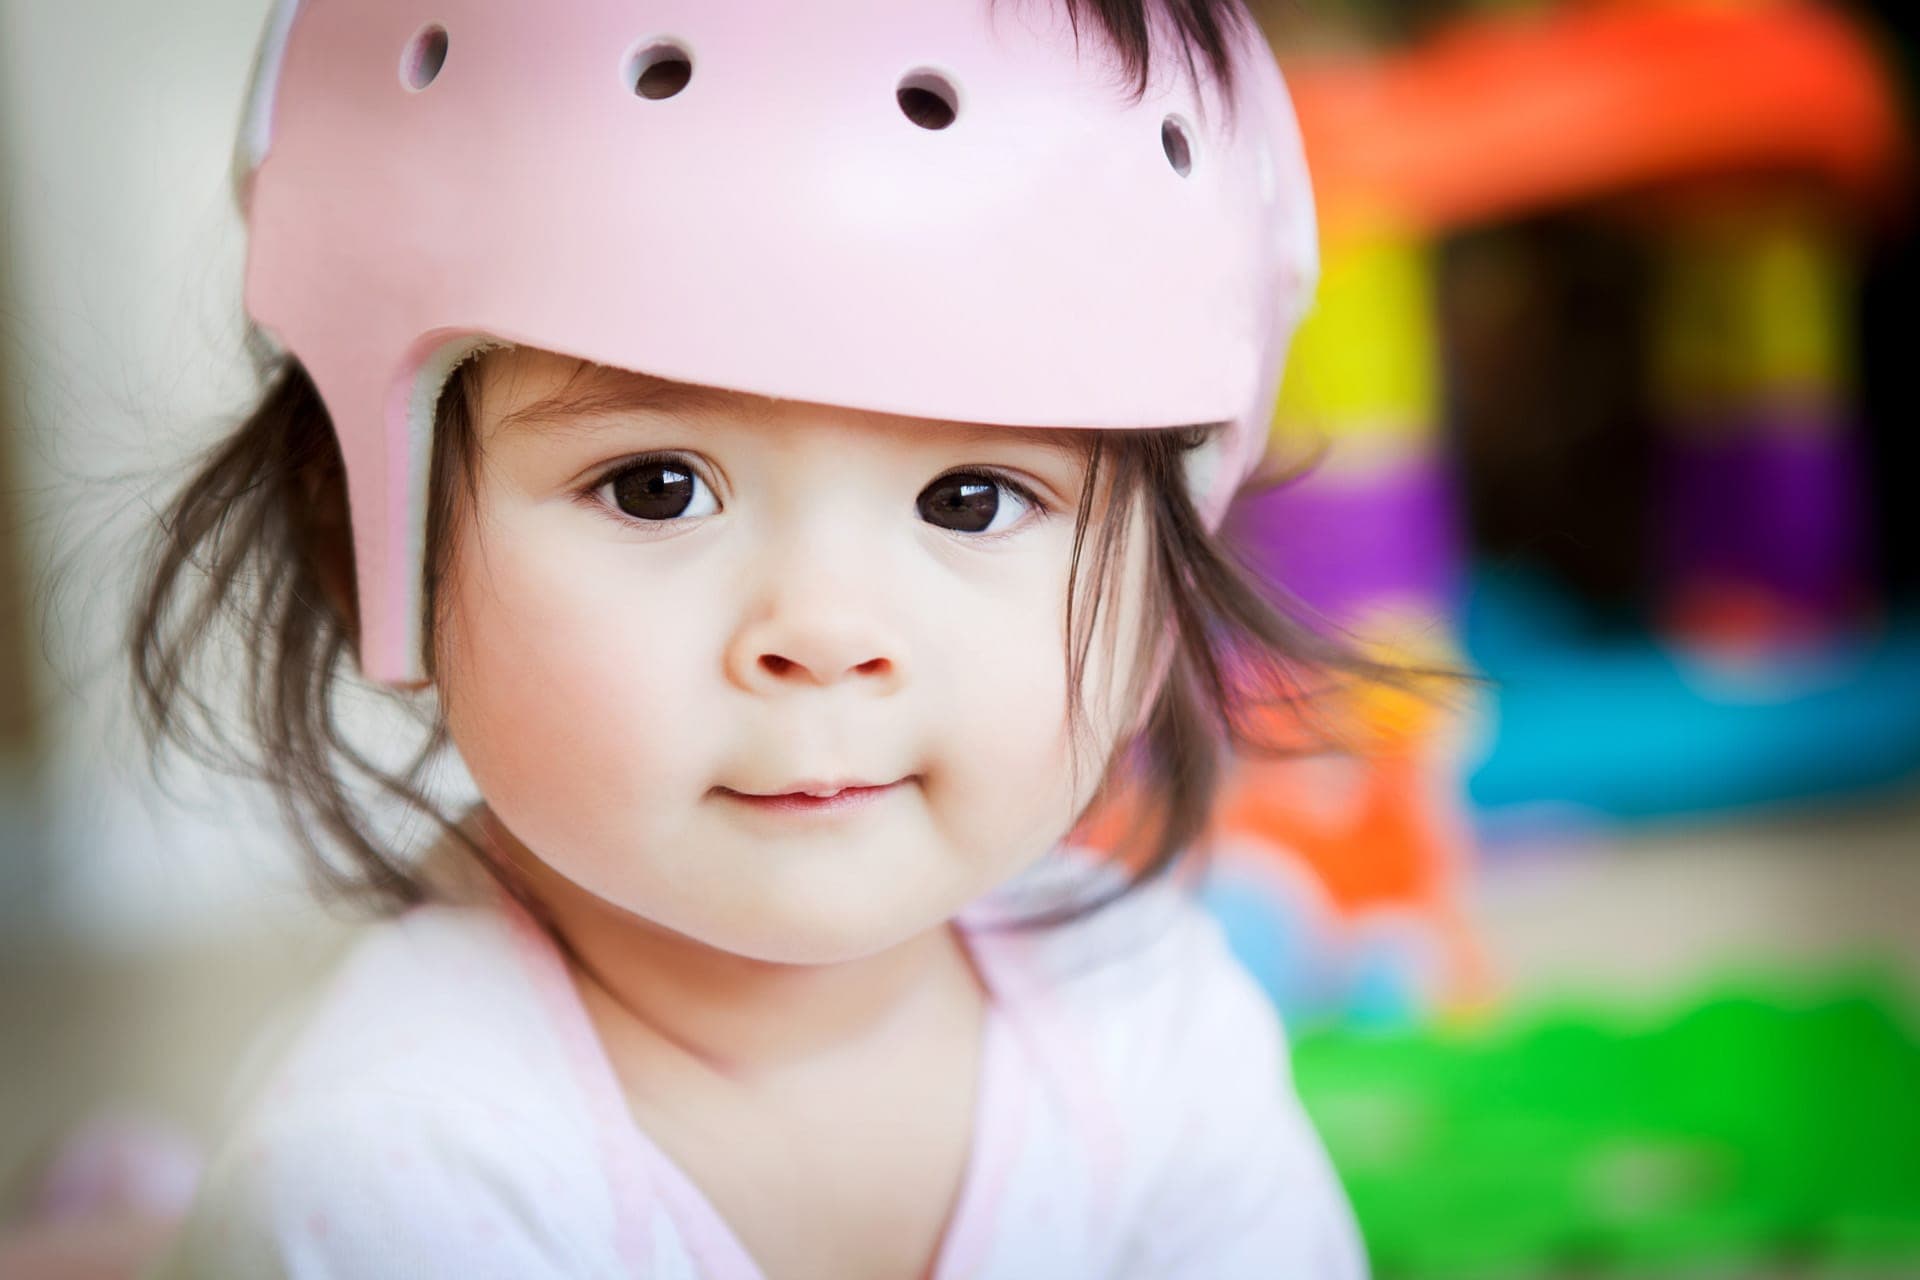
[966,847,1369,1277]
[150,1090,610,1279]
[150,900,622,1278]
[963,845,1294,1140]
[227,897,552,1113]
[966,845,1269,1063]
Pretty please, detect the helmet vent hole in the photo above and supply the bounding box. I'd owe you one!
[1162,114,1194,176]
[897,71,959,130]
[402,24,449,92]
[626,42,693,99]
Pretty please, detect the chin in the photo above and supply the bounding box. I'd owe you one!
[678,884,948,968]
[718,930,911,969]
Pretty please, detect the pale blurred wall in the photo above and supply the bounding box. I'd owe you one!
[0,0,321,945]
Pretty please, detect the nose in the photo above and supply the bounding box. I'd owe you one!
[723,569,909,696]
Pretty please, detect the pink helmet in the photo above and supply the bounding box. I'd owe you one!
[235,0,1319,684]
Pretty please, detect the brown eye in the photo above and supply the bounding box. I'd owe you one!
[917,472,1033,535]
[603,458,716,522]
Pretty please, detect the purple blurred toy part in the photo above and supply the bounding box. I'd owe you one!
[1657,409,1874,628]
[1227,455,1467,629]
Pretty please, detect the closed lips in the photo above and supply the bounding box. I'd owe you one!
[726,778,908,798]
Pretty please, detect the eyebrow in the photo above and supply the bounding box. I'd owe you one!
[494,372,754,439]
[491,368,1098,462]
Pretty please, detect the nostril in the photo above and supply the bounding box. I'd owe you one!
[756,654,892,681]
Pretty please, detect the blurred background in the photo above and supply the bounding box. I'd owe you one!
[1,0,1916,1276]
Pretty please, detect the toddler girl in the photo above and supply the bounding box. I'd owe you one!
[124,0,1416,1274]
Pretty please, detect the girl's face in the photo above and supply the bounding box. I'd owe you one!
[436,346,1153,965]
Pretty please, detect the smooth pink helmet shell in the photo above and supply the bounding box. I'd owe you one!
[236,0,1320,684]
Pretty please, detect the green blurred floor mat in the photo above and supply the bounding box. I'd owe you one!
[1292,972,1920,1276]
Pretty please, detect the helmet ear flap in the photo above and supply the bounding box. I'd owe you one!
[382,335,507,684]
[302,333,497,687]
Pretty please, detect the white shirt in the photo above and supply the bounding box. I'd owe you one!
[148,849,1367,1278]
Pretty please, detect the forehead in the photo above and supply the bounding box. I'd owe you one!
[477,349,1093,459]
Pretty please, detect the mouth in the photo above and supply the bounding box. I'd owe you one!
[717,777,914,816]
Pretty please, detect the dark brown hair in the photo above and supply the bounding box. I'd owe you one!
[1036,0,1255,99]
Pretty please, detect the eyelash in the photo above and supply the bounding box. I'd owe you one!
[576,452,1052,539]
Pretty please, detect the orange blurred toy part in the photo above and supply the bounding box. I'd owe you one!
[1286,0,1910,236]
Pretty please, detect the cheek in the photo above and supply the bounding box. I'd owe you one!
[435,519,719,868]
[934,507,1156,840]
[914,545,1086,851]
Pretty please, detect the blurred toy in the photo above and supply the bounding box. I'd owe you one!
[1273,0,1911,832]
[1285,0,1904,235]
[1163,0,1918,1035]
